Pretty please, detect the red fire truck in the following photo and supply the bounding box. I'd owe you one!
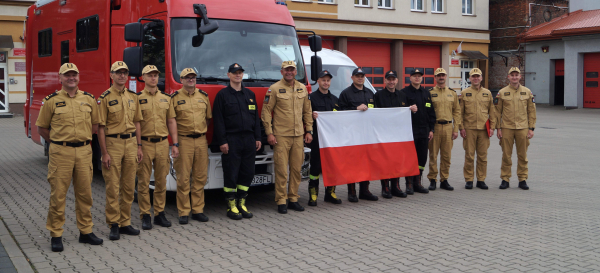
[24,0,322,191]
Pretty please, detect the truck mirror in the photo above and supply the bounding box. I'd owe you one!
[123,47,143,76]
[199,21,219,35]
[194,4,219,35]
[311,55,322,82]
[192,34,204,47]
[308,35,322,52]
[124,22,143,43]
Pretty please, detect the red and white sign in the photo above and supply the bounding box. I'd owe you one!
[316,108,420,186]
[451,59,459,65]
[13,48,26,57]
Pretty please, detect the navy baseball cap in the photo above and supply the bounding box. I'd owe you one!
[318,70,333,79]
[352,68,365,76]
[228,63,245,73]
[385,70,398,78]
[410,68,424,76]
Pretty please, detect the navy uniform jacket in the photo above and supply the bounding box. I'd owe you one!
[338,84,376,111]
[309,89,339,142]
[374,88,409,108]
[212,84,261,146]
[401,84,436,139]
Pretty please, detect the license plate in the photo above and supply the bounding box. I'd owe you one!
[251,174,272,186]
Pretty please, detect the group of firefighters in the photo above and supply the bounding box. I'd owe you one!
[36,59,535,252]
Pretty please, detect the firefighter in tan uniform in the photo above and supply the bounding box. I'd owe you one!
[171,68,212,224]
[261,61,313,214]
[427,68,461,191]
[496,67,536,190]
[98,61,143,240]
[459,68,496,190]
[136,65,179,229]
[36,63,104,252]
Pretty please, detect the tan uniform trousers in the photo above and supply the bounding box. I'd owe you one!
[273,135,304,205]
[103,137,137,227]
[500,128,530,182]
[428,123,454,181]
[46,143,94,237]
[136,139,169,218]
[174,136,208,217]
[463,129,490,182]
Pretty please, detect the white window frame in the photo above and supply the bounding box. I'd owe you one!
[355,0,370,7]
[378,0,393,9]
[431,0,443,13]
[318,0,335,3]
[411,0,424,12]
[462,0,474,15]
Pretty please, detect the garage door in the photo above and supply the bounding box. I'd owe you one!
[403,44,441,89]
[584,53,600,108]
[347,41,391,91]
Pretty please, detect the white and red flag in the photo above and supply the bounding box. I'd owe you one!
[316,108,420,187]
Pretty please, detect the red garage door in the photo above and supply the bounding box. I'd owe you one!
[347,40,391,91]
[403,44,441,89]
[584,53,600,108]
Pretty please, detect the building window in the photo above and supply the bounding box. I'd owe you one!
[76,15,99,52]
[378,0,392,8]
[38,28,52,57]
[411,0,423,11]
[355,0,369,7]
[462,0,473,15]
[432,0,443,12]
[319,0,334,3]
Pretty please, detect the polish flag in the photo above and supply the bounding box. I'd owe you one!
[316,108,420,187]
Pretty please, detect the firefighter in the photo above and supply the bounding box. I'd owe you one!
[427,68,461,191]
[261,61,313,214]
[307,70,343,206]
[496,67,536,190]
[171,68,212,224]
[373,70,418,199]
[459,68,496,190]
[98,61,143,240]
[36,63,103,252]
[136,65,178,229]
[401,69,436,194]
[338,68,379,202]
[212,63,262,220]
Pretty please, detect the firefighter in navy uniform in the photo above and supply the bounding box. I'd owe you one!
[401,68,436,194]
[307,70,343,206]
[373,70,418,199]
[338,68,379,202]
[36,63,104,252]
[212,64,262,220]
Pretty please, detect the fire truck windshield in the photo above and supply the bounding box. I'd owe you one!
[171,19,306,84]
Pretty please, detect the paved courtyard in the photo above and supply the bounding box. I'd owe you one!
[1,106,599,273]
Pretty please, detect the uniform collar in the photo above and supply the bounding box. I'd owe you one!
[350,84,365,93]
[509,84,521,91]
[227,84,245,94]
[110,85,127,94]
[179,87,197,96]
[384,87,399,94]
[143,88,159,96]
[59,88,81,98]
[280,78,296,87]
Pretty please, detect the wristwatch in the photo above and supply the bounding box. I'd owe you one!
[307,131,313,135]
[529,128,535,131]
[173,143,179,147]
[138,144,142,147]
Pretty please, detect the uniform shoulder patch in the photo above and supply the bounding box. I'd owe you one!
[198,89,208,97]
[136,91,142,96]
[100,90,111,99]
[161,91,167,95]
[83,91,95,99]
[170,91,179,98]
[449,88,456,92]
[428,87,434,91]
[127,88,136,94]
[43,92,59,102]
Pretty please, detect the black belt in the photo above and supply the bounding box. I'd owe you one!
[437,121,452,125]
[51,140,91,147]
[182,133,205,138]
[141,136,168,143]
[106,132,136,139]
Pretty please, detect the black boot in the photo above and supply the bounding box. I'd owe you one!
[154,211,172,227]
[476,181,488,190]
[390,178,407,198]
[518,180,529,190]
[278,204,287,214]
[440,180,454,191]
[119,225,140,236]
[359,181,379,201]
[109,223,120,241]
[413,173,429,194]
[405,177,414,195]
[226,198,243,220]
[428,179,437,191]
[348,183,358,202]
[141,214,152,230]
[324,186,342,204]
[179,216,189,225]
[237,191,253,218]
[499,180,510,189]
[465,181,473,189]
[381,180,393,199]
[288,201,305,211]
[191,213,209,222]
[308,179,319,206]
[79,232,103,245]
[51,237,63,252]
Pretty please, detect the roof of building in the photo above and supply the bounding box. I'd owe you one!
[520,9,600,41]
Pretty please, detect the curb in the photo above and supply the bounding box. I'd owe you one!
[0,219,35,273]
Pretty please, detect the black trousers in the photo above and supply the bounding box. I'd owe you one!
[413,137,429,171]
[222,133,256,190]
[309,138,322,178]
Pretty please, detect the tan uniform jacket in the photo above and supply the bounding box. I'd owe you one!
[36,89,99,142]
[459,86,496,130]
[98,86,142,135]
[496,85,536,129]
[170,88,212,135]
[137,88,176,138]
[429,86,461,133]
[261,79,313,136]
